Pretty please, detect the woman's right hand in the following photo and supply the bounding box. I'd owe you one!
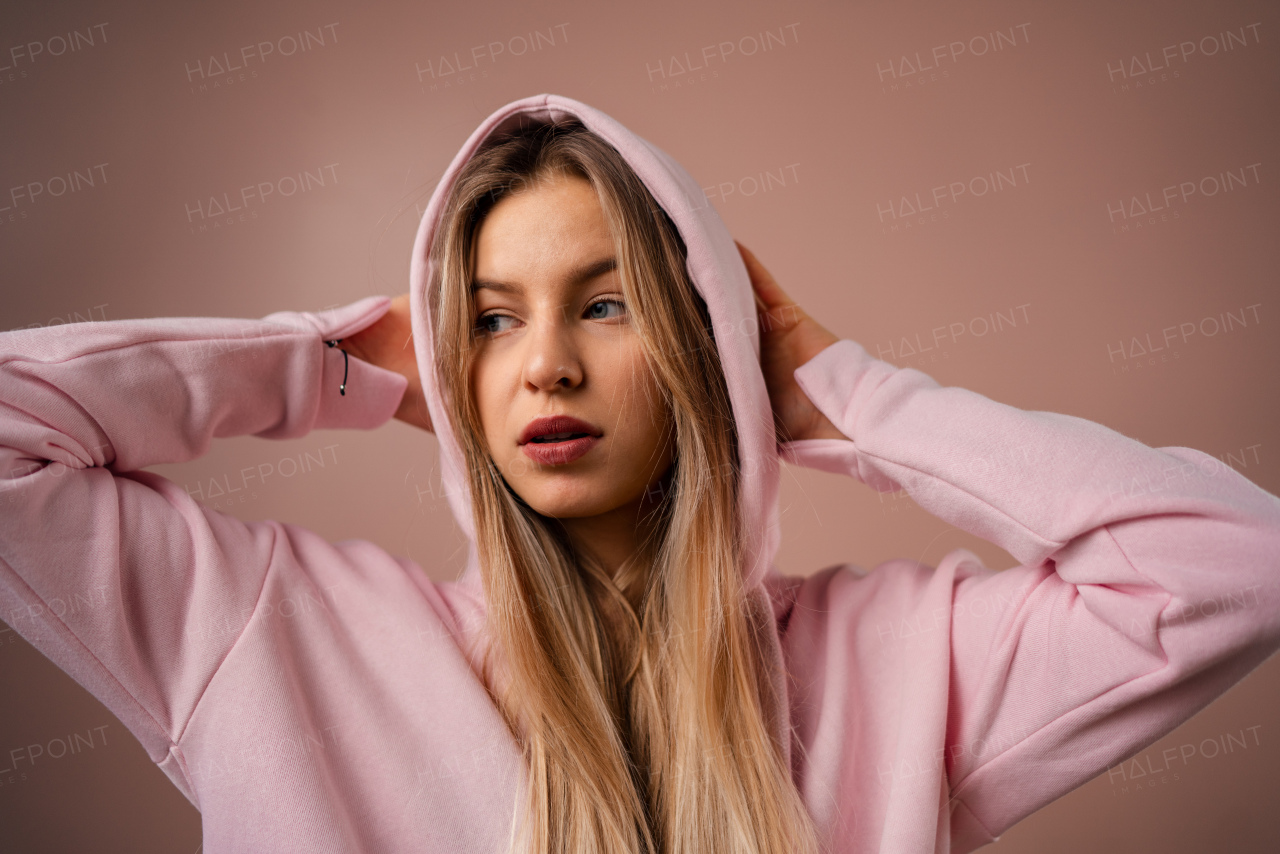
[339,293,433,433]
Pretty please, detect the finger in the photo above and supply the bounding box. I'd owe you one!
[752,286,769,321]
[735,240,793,311]
[737,241,802,339]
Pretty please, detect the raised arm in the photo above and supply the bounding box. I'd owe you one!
[0,297,407,779]
[737,243,1280,849]
[781,335,1280,848]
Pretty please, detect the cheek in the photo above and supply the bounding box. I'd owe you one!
[471,353,514,453]
[608,349,671,453]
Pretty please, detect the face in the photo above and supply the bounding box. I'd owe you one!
[469,171,675,521]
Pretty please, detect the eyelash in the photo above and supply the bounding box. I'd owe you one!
[474,298,628,335]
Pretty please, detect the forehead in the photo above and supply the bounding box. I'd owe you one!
[472,173,615,284]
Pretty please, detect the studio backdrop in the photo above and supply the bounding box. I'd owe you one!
[1,0,1277,852]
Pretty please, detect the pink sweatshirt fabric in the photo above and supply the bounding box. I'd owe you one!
[2,93,1279,853]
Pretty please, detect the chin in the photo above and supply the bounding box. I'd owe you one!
[523,492,613,520]
[513,477,631,520]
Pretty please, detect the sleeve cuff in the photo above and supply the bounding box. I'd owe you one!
[791,338,891,443]
[315,347,409,431]
[782,340,907,491]
[278,295,408,431]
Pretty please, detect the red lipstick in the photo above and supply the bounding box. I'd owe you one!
[518,415,602,466]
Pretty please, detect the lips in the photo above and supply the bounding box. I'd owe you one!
[518,415,602,466]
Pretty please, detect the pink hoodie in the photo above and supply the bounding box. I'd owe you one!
[2,94,1278,853]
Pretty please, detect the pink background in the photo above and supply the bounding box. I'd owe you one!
[1,0,1277,850]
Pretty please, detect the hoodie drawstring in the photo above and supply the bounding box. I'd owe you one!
[324,339,349,396]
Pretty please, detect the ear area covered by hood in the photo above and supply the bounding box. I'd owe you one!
[408,94,782,591]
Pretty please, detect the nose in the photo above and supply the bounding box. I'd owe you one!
[522,314,583,392]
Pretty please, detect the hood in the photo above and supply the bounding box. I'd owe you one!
[408,93,781,594]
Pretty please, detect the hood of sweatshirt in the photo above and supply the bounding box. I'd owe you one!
[408,94,781,594]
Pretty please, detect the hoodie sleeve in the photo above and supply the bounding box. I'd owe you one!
[780,339,1280,849]
[0,296,408,765]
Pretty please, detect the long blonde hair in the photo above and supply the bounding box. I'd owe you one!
[429,118,820,854]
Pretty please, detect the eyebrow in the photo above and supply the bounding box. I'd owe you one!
[471,256,618,294]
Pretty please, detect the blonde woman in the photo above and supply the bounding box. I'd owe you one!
[1,94,1277,853]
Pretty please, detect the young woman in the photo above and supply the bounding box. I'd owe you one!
[1,93,1277,854]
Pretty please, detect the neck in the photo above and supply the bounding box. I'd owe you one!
[557,473,671,583]
[558,497,654,580]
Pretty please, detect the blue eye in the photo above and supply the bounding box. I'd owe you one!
[477,314,517,335]
[586,300,626,320]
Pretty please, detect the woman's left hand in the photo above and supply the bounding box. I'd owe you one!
[735,240,847,444]
[339,294,433,433]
